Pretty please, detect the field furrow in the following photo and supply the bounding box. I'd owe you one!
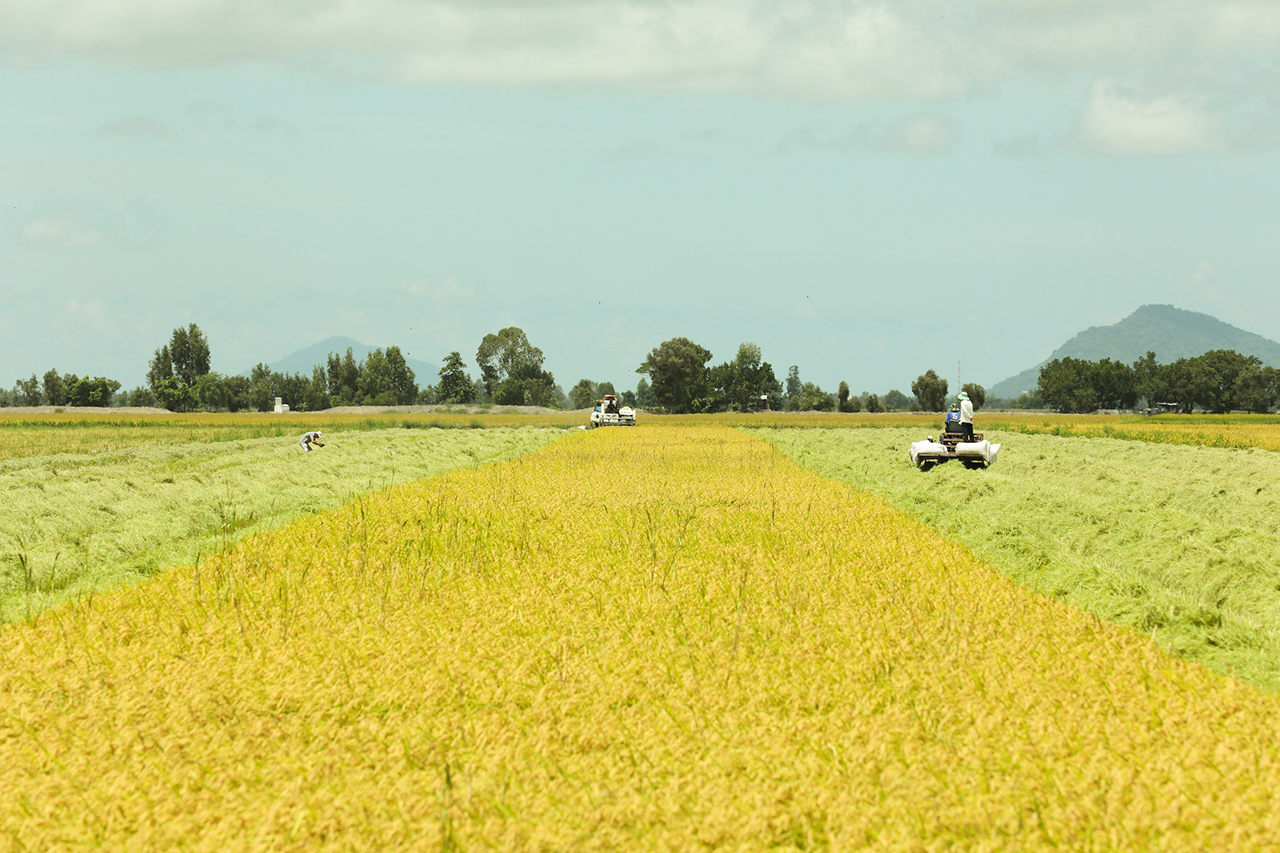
[3,426,1279,850]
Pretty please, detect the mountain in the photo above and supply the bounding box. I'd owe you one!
[250,336,439,380]
[991,305,1280,399]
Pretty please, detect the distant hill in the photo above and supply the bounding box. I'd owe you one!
[247,336,439,380]
[991,305,1280,399]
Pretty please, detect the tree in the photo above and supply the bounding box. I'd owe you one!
[1037,357,1098,414]
[634,378,657,411]
[385,346,418,405]
[148,324,211,404]
[127,386,156,407]
[911,369,948,411]
[1133,351,1168,406]
[437,352,476,404]
[168,324,211,386]
[1091,359,1136,410]
[147,345,174,391]
[864,393,883,414]
[789,382,834,412]
[642,337,713,414]
[303,366,329,412]
[476,327,557,407]
[70,377,121,407]
[785,365,801,402]
[327,348,361,406]
[837,381,851,413]
[570,379,598,410]
[359,348,395,406]
[193,373,229,411]
[1195,349,1259,413]
[153,377,193,412]
[883,389,911,411]
[249,363,275,412]
[1235,365,1279,414]
[960,383,987,410]
[712,342,783,412]
[43,370,67,407]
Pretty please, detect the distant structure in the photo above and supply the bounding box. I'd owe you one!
[274,396,290,414]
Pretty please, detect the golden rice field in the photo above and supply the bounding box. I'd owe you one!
[5,426,1280,850]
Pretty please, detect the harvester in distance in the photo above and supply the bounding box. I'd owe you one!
[909,407,1000,471]
[589,394,636,428]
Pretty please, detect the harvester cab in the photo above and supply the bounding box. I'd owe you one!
[589,394,636,428]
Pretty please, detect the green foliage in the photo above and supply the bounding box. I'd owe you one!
[785,365,801,401]
[642,337,713,414]
[476,327,557,407]
[864,393,883,414]
[1038,357,1104,413]
[1108,349,1276,413]
[911,369,948,411]
[327,348,361,405]
[126,387,156,407]
[882,389,911,412]
[569,379,598,410]
[960,383,986,410]
[634,378,657,411]
[65,376,122,407]
[837,381,851,413]
[710,343,783,412]
[786,381,834,412]
[13,375,41,406]
[153,377,194,412]
[436,352,476,404]
[42,370,66,407]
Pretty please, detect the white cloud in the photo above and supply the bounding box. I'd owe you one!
[4,1,1280,150]
[1071,78,1218,155]
[18,215,110,249]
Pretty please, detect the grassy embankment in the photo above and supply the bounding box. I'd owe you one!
[0,427,563,624]
[4,426,1280,849]
[757,426,1280,690]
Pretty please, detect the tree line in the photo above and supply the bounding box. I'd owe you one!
[0,323,988,415]
[637,337,986,414]
[1036,349,1280,414]
[24,323,1267,416]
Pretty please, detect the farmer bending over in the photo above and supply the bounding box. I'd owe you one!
[300,430,325,453]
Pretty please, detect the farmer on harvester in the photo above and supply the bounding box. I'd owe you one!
[958,392,975,441]
[943,405,962,435]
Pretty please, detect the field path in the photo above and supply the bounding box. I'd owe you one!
[3,426,1279,850]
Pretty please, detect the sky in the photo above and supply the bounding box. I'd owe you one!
[4,1,1280,396]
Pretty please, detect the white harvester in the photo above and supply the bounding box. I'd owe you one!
[909,408,1000,471]
[589,394,636,428]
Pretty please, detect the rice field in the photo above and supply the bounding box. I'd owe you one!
[757,425,1280,691]
[0,427,563,624]
[0,411,581,460]
[4,425,1280,850]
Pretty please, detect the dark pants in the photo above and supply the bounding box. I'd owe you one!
[960,422,974,441]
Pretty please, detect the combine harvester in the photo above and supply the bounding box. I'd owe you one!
[589,394,636,428]
[909,409,1001,471]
